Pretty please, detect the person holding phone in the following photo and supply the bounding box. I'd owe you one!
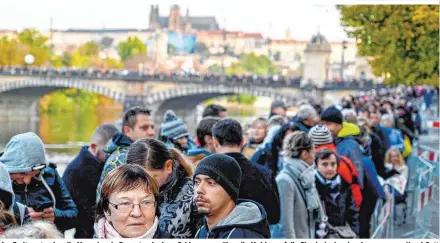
[0,132,78,233]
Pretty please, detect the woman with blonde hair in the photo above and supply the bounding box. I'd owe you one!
[384,147,408,194]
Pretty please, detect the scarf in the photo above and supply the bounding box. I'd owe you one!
[94,216,159,239]
[315,173,342,201]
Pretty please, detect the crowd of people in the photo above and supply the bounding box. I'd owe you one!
[0,84,437,239]
[0,66,380,89]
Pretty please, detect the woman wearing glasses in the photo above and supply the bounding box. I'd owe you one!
[126,138,200,238]
[95,164,170,239]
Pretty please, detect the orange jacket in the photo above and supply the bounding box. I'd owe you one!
[315,143,363,210]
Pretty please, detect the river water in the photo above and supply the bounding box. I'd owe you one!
[0,103,268,175]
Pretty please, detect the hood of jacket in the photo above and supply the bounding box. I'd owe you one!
[337,122,360,138]
[0,132,48,174]
[0,162,14,210]
[209,199,270,238]
[104,132,133,161]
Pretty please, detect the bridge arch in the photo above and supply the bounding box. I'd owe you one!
[0,79,126,102]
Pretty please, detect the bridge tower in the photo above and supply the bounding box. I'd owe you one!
[302,32,332,88]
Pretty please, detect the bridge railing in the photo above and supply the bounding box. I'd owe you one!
[0,66,378,90]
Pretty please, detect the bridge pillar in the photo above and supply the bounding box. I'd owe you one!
[0,95,39,120]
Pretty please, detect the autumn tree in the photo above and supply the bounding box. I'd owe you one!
[338,5,439,86]
[117,37,147,61]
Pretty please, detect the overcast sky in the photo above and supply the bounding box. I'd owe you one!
[0,0,353,41]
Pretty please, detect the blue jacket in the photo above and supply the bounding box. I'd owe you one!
[62,146,104,238]
[195,199,270,239]
[97,132,133,198]
[335,123,364,188]
[361,152,386,200]
[157,163,201,238]
[290,116,312,133]
[379,126,404,152]
[12,164,78,232]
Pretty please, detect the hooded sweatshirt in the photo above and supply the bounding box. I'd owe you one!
[0,162,31,228]
[0,132,78,232]
[335,122,364,188]
[195,199,270,239]
[97,132,133,198]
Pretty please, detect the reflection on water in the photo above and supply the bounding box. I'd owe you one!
[0,104,266,174]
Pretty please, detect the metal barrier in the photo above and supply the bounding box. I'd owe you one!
[370,186,395,238]
[414,144,439,204]
[402,154,437,238]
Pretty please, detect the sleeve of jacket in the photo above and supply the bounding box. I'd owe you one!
[339,141,364,188]
[364,158,386,199]
[345,187,360,236]
[256,167,280,224]
[52,169,79,231]
[276,174,296,238]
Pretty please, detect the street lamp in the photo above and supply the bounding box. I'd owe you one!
[99,51,107,70]
[24,54,35,75]
[340,40,347,82]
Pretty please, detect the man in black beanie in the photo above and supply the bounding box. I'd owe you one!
[321,105,364,187]
[193,154,270,239]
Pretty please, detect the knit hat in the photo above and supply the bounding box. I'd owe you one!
[320,106,343,125]
[0,132,48,174]
[160,110,189,140]
[193,154,242,202]
[309,125,333,147]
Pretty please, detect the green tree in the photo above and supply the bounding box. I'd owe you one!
[70,42,100,68]
[18,28,50,66]
[117,37,147,61]
[167,44,177,56]
[0,37,26,66]
[195,42,210,56]
[227,53,279,75]
[338,5,439,86]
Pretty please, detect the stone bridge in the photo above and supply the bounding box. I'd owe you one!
[0,76,360,120]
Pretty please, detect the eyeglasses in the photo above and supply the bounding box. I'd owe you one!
[109,200,156,213]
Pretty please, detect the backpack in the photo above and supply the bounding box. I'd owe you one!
[339,156,363,209]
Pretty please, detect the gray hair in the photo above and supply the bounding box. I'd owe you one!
[298,104,317,120]
[268,115,286,128]
[380,114,394,127]
[2,221,63,239]
[90,123,119,146]
[282,131,314,158]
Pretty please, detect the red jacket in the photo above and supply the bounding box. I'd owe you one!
[315,143,363,210]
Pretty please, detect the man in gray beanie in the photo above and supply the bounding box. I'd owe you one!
[194,154,270,239]
[160,110,194,153]
[0,132,78,232]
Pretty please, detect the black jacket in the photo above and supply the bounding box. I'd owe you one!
[315,174,360,236]
[13,163,78,232]
[62,146,104,238]
[195,199,270,239]
[225,153,280,225]
[369,131,386,177]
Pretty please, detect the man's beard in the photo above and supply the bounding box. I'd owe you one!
[197,207,211,216]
